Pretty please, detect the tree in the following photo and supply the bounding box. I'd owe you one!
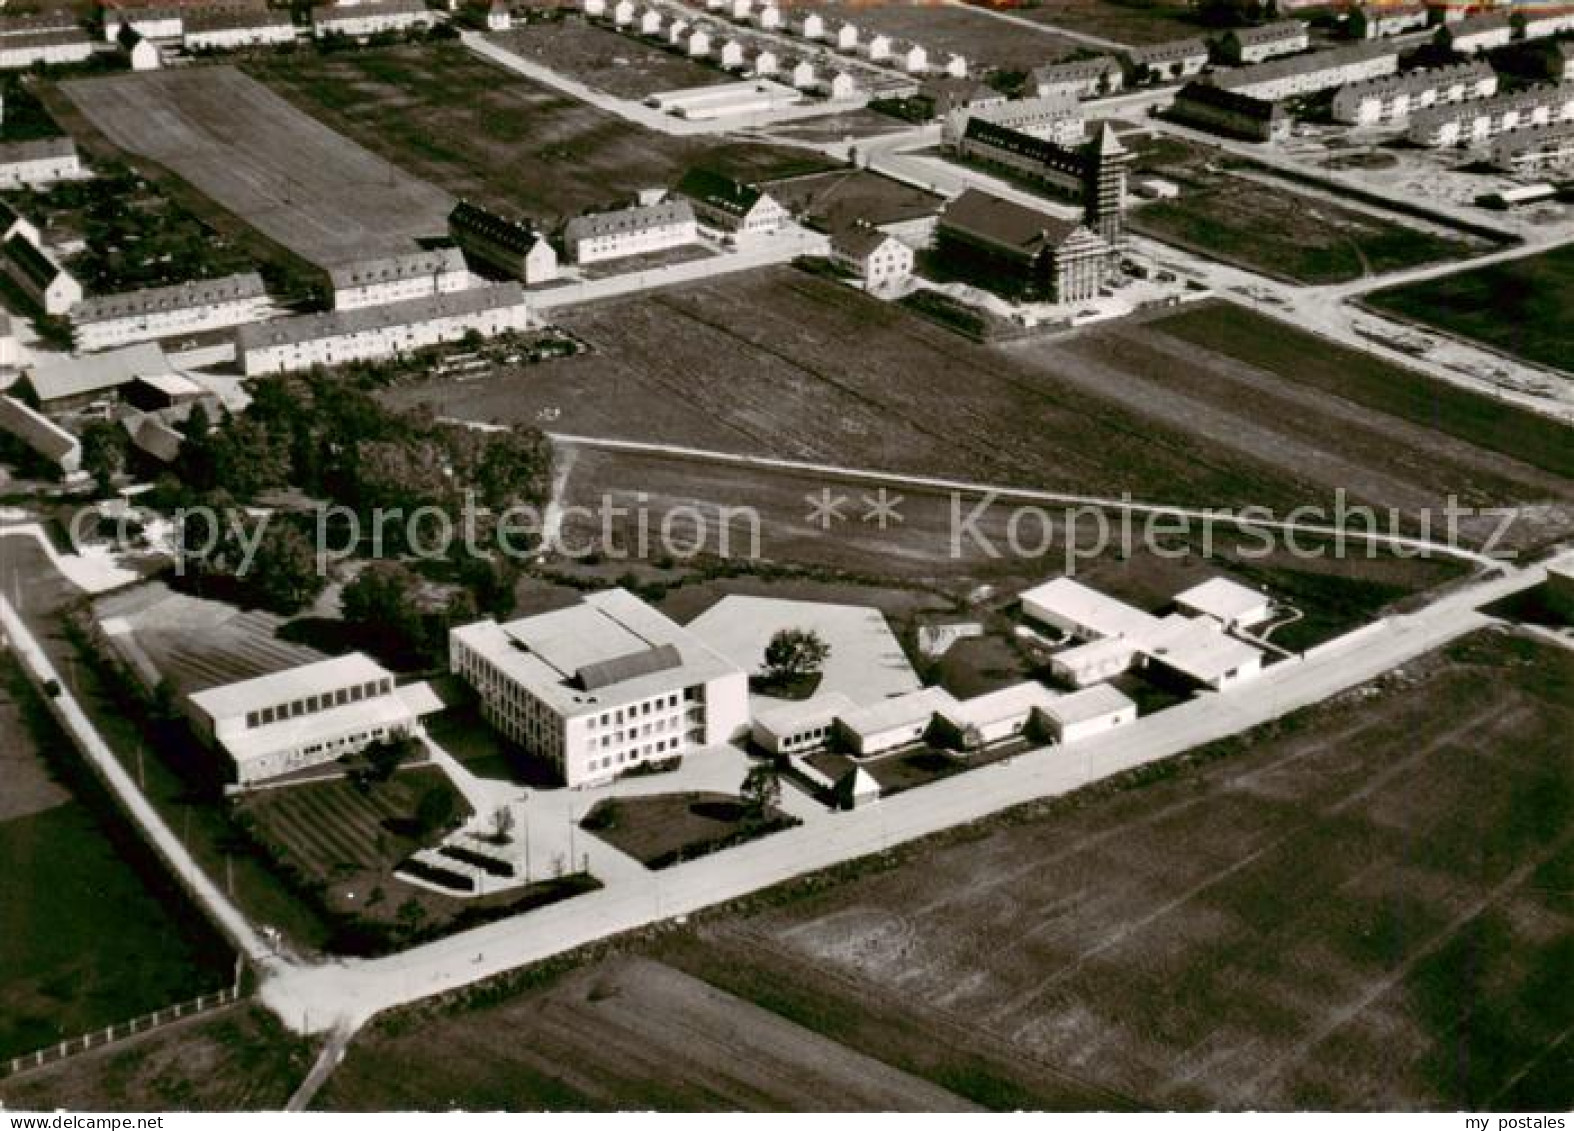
[341,561,425,647]
[415,786,459,837]
[246,521,326,614]
[80,420,127,496]
[762,628,831,684]
[363,735,415,783]
[740,762,781,819]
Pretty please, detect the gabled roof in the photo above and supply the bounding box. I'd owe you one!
[72,271,267,324]
[673,167,770,217]
[122,411,185,462]
[1127,37,1209,64]
[449,200,547,255]
[22,341,175,405]
[0,394,79,464]
[316,0,431,23]
[327,247,466,290]
[563,199,694,244]
[0,26,93,48]
[830,222,901,261]
[185,8,294,31]
[0,136,76,165]
[1228,19,1306,44]
[236,281,525,351]
[1445,10,1513,36]
[3,233,67,292]
[940,189,1093,257]
[1032,54,1121,84]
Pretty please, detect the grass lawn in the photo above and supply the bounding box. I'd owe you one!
[1126,134,1483,285]
[581,791,799,870]
[0,1004,315,1112]
[243,43,836,228]
[234,766,493,953]
[0,659,234,1063]
[1363,244,1574,375]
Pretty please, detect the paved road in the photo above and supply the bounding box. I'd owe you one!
[255,552,1560,1038]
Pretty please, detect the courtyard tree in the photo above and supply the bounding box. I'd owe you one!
[740,762,781,820]
[80,420,128,496]
[762,628,831,686]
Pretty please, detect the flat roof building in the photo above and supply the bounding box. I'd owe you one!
[1174,576,1273,629]
[450,588,749,786]
[186,652,440,785]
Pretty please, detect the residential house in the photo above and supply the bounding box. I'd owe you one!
[328,247,471,311]
[70,271,271,352]
[672,167,788,235]
[562,198,698,264]
[448,200,559,284]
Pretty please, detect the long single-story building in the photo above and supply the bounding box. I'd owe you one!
[186,652,441,785]
[0,136,82,189]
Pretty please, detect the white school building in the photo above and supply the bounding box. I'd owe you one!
[450,588,750,787]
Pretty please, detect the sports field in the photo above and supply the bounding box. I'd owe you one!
[386,269,1573,548]
[492,22,728,100]
[242,43,837,228]
[1364,244,1574,375]
[318,629,1574,1110]
[60,67,455,269]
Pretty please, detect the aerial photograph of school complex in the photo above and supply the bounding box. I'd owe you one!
[0,0,1569,1117]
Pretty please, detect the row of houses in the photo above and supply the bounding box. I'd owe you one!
[1331,58,1498,125]
[102,0,437,47]
[693,0,969,78]
[1490,116,1574,173]
[1407,82,1574,145]
[70,271,272,352]
[0,26,95,69]
[1210,40,1399,101]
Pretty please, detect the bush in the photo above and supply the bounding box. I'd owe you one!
[438,843,516,878]
[397,857,475,893]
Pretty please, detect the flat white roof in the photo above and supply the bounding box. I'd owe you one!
[1045,683,1134,727]
[1143,616,1263,684]
[1020,577,1162,640]
[223,685,434,765]
[1054,635,1141,672]
[944,681,1060,729]
[753,691,858,739]
[451,588,741,717]
[1174,577,1269,623]
[188,652,391,721]
[838,686,957,738]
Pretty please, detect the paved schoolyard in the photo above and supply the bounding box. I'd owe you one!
[685,595,922,712]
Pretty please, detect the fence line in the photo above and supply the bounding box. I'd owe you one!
[3,982,249,1080]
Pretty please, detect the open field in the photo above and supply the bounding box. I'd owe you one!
[1363,243,1574,375]
[582,792,799,870]
[321,630,1574,1110]
[968,0,1212,45]
[804,2,1079,72]
[766,167,943,231]
[59,66,454,270]
[0,1004,314,1112]
[317,956,977,1110]
[0,655,234,1063]
[492,21,729,100]
[550,444,1470,650]
[649,629,1574,1110]
[242,43,836,228]
[1128,135,1484,285]
[389,269,1572,545]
